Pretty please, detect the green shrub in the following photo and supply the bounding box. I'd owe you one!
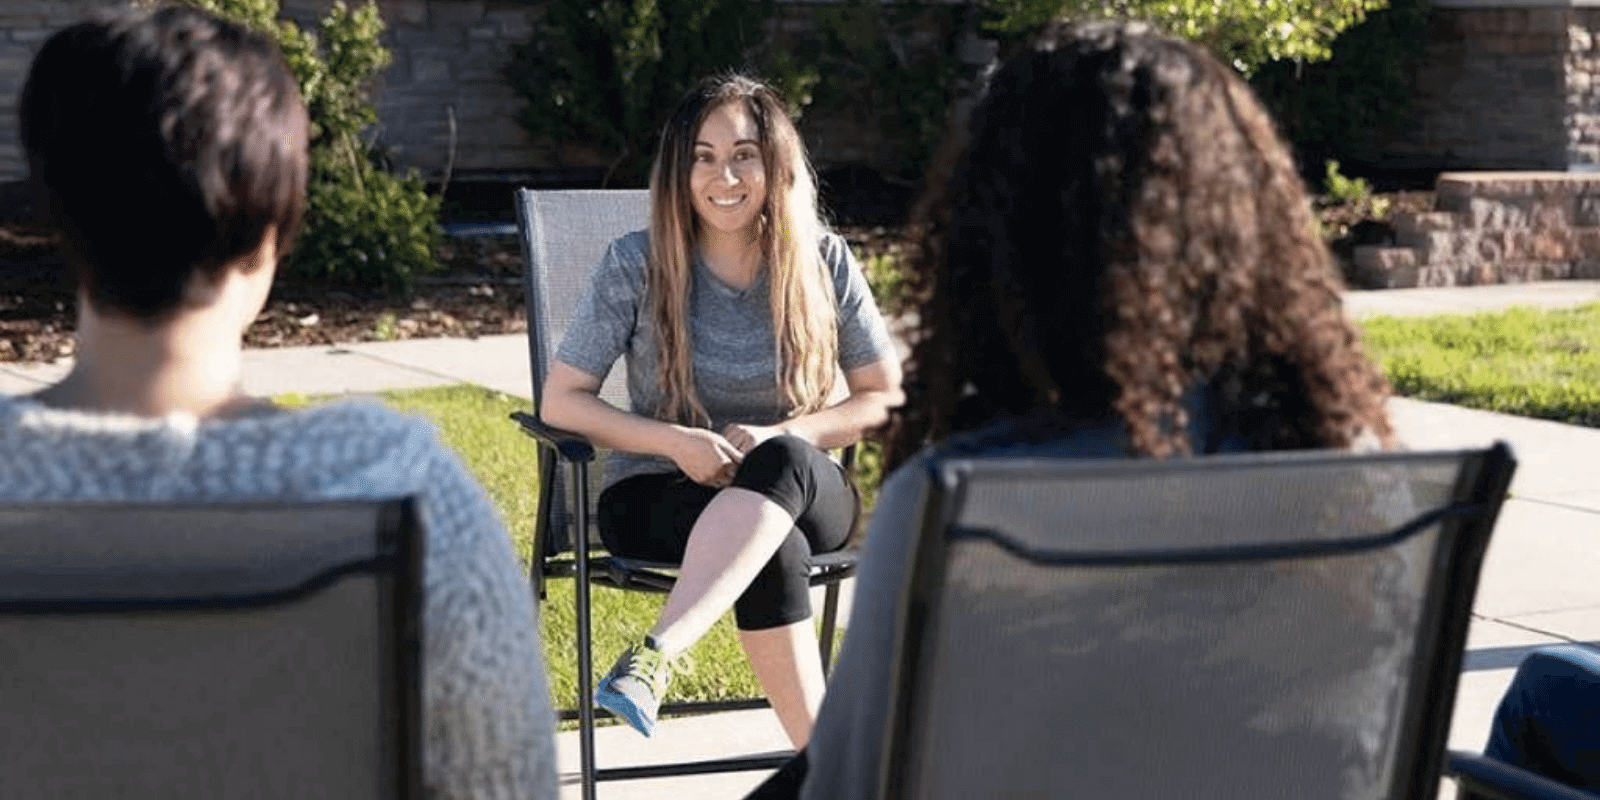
[981,0,1389,76]
[183,0,441,291]
[292,158,441,291]
[797,1,971,182]
[505,0,817,188]
[1249,0,1429,173]
[1323,160,1372,205]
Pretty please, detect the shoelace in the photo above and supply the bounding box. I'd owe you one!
[624,645,676,698]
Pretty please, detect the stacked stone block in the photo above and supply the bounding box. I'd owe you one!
[1569,9,1600,167]
[1353,173,1600,288]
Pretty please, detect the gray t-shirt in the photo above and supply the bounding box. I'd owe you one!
[554,229,897,488]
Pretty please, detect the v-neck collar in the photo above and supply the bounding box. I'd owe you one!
[696,255,766,300]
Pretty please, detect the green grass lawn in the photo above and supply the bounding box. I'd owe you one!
[287,385,769,715]
[1359,302,1600,427]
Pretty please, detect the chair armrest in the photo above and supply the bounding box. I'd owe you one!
[510,410,595,463]
[1447,751,1600,800]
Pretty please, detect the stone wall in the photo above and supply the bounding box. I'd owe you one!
[1383,6,1570,170]
[1568,8,1600,166]
[1353,172,1600,287]
[0,0,556,182]
[283,0,542,177]
[0,0,976,184]
[1378,2,1600,171]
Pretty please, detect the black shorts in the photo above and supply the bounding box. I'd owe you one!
[596,435,857,630]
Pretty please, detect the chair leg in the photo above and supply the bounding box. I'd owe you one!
[573,463,598,800]
[819,580,842,677]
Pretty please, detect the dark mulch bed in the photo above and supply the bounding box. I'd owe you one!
[0,227,531,364]
[0,195,1417,364]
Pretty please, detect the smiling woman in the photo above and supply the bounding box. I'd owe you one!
[538,73,903,748]
[689,102,769,244]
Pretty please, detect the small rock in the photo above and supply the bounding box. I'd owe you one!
[297,313,319,327]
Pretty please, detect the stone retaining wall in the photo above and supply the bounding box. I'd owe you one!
[1354,173,1600,287]
[1568,8,1600,166]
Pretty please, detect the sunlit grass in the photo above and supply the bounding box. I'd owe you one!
[1360,302,1600,427]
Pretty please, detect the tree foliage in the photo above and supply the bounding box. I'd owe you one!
[1249,0,1429,175]
[180,0,441,291]
[505,0,817,187]
[799,1,971,181]
[982,0,1391,75]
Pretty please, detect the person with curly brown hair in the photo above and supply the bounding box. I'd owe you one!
[792,18,1396,800]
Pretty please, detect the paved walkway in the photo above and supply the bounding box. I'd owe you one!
[1,281,1596,799]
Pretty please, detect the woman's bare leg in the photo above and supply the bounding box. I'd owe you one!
[647,487,794,654]
[740,620,826,748]
[642,487,826,746]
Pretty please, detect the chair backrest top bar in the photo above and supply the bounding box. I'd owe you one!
[0,500,411,604]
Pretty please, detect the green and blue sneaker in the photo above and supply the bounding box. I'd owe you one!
[595,640,675,737]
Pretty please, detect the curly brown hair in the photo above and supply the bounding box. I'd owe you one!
[885,19,1393,469]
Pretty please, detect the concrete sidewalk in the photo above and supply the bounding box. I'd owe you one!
[1,280,1596,799]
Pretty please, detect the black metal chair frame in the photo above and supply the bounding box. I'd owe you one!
[508,188,859,799]
[878,443,1517,800]
[1447,751,1600,800]
[0,499,425,800]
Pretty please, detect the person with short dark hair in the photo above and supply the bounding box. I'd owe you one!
[0,8,555,798]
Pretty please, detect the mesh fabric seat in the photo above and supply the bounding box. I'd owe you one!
[0,499,423,800]
[878,444,1516,800]
[509,188,858,797]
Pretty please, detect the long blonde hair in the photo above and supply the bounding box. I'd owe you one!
[647,74,839,426]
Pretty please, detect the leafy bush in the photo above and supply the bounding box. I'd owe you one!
[798,1,972,182]
[981,0,1389,76]
[292,160,441,291]
[183,0,441,291]
[506,0,817,188]
[1323,160,1372,205]
[1249,0,1429,175]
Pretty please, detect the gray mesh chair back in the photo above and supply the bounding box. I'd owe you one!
[0,499,423,800]
[881,444,1516,800]
[518,188,649,559]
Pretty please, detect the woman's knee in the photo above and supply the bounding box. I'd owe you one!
[731,435,827,513]
[740,435,821,478]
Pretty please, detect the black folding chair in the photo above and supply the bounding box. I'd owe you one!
[0,499,424,800]
[874,444,1517,800]
[509,188,858,798]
